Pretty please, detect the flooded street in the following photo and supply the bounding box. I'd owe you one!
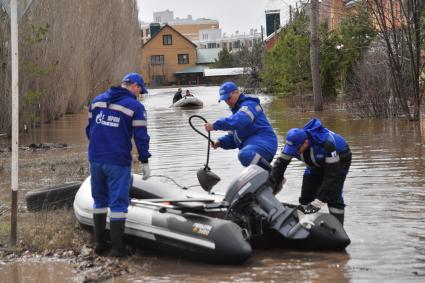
[1,86,425,282]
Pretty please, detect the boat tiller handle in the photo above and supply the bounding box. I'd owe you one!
[189,115,221,192]
[188,115,214,168]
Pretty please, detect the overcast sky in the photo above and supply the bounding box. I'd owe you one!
[136,0,297,35]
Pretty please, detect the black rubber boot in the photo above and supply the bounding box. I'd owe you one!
[93,213,108,255]
[256,157,272,172]
[329,210,345,226]
[109,220,127,258]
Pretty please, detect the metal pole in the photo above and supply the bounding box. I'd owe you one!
[10,0,19,247]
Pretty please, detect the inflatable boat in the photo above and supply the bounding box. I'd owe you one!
[73,165,350,263]
[172,96,203,108]
[73,176,251,264]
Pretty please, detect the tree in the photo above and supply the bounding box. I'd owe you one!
[0,0,141,133]
[235,39,266,90]
[366,0,424,121]
[261,11,311,96]
[213,48,233,68]
[337,4,376,89]
[319,4,376,97]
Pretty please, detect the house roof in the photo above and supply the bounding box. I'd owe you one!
[204,67,247,77]
[141,24,197,49]
[175,65,209,74]
[264,26,284,42]
[196,48,222,64]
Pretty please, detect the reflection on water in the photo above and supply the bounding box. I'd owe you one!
[1,86,425,282]
[0,261,76,283]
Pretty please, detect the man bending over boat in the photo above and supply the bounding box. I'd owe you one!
[269,118,351,225]
[204,81,277,170]
[86,73,151,257]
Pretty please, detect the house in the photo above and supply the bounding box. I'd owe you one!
[264,26,283,50]
[173,48,223,85]
[320,0,402,31]
[140,25,197,86]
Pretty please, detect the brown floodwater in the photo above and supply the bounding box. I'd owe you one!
[0,86,424,282]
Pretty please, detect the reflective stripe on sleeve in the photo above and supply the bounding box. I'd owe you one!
[91,102,107,110]
[280,153,292,160]
[310,148,320,168]
[255,105,262,112]
[133,120,147,127]
[93,207,108,214]
[109,103,134,117]
[325,155,340,163]
[239,106,254,121]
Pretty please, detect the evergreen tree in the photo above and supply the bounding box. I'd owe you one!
[213,48,233,68]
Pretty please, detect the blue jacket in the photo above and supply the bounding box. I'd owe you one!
[86,86,151,166]
[213,94,277,154]
[283,118,349,166]
[277,118,351,202]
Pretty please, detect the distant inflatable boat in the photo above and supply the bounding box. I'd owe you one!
[172,96,203,108]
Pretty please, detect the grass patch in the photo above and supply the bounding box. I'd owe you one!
[0,208,91,253]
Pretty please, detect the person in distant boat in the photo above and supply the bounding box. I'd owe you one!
[86,72,151,257]
[173,88,183,104]
[269,118,351,225]
[204,81,277,170]
[185,90,194,97]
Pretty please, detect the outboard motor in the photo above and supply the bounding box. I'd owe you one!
[224,165,351,250]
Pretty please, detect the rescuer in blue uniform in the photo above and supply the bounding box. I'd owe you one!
[86,73,151,257]
[269,118,351,225]
[204,82,277,170]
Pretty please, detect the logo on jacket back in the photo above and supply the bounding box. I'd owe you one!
[95,111,120,128]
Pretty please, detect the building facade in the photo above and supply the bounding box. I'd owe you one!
[169,18,220,42]
[140,25,197,85]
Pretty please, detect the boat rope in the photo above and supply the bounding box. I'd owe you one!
[150,174,200,190]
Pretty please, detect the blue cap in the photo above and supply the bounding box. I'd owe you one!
[122,73,148,94]
[219,82,238,101]
[283,128,308,156]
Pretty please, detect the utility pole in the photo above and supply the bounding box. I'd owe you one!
[289,5,293,24]
[310,0,323,111]
[10,0,19,248]
[261,25,264,42]
[0,0,34,247]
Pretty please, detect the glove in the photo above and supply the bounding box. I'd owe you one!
[299,199,325,214]
[141,162,150,180]
[269,176,286,195]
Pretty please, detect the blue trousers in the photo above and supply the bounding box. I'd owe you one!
[89,162,131,221]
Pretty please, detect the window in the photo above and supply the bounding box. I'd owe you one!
[178,54,189,64]
[151,55,164,65]
[234,40,241,49]
[152,75,165,85]
[163,34,172,45]
[207,43,217,49]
